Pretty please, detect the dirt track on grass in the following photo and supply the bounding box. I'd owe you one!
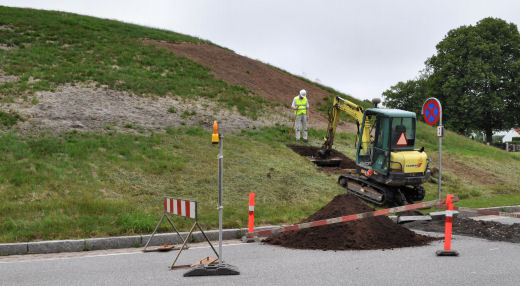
[3,38,358,134]
[143,39,357,133]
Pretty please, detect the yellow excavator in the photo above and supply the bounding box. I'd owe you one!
[318,96,431,206]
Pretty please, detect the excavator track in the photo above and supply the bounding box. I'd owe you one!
[338,174,394,206]
[338,174,425,206]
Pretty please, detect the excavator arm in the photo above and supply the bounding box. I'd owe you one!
[319,96,374,158]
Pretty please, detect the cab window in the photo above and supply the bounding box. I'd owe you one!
[371,117,389,173]
[390,117,415,149]
[374,117,389,150]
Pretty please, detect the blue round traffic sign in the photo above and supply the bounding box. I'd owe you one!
[423,99,440,125]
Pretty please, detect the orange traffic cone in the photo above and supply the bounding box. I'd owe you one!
[242,192,259,243]
[436,194,459,256]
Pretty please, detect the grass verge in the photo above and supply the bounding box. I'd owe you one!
[0,127,345,242]
[1,125,519,242]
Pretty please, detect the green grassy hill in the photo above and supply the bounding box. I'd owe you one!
[0,6,519,243]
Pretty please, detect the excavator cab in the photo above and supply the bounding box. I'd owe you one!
[356,108,429,187]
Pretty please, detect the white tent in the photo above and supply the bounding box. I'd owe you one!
[501,128,520,143]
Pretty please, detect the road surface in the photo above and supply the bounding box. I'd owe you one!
[1,232,519,286]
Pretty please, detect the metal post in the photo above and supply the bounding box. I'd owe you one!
[183,126,239,276]
[143,213,165,250]
[170,222,197,269]
[438,101,443,200]
[217,133,223,266]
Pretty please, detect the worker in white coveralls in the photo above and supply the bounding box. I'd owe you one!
[291,89,310,142]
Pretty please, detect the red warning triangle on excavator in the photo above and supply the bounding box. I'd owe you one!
[396,132,408,146]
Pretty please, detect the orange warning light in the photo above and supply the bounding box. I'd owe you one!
[212,120,219,144]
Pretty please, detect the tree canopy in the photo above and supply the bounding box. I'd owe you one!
[383,17,520,142]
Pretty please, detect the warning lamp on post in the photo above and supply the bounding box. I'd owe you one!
[185,120,240,276]
[212,120,219,144]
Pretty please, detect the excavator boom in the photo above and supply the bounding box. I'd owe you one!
[320,96,372,158]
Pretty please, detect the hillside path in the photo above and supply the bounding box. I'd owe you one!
[144,39,356,133]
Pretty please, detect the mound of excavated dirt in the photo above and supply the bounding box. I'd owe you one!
[287,145,357,169]
[264,194,436,250]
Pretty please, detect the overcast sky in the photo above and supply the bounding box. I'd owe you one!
[2,0,520,100]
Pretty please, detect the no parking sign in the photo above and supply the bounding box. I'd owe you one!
[423,99,441,126]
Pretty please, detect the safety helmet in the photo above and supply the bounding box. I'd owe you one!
[299,89,307,97]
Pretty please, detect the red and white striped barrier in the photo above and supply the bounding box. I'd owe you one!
[164,197,197,220]
[145,196,219,267]
[144,197,199,252]
[249,197,458,238]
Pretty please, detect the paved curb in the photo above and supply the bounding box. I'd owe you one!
[481,205,520,213]
[0,226,276,256]
[430,205,520,220]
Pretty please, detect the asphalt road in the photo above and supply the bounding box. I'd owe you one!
[1,232,519,286]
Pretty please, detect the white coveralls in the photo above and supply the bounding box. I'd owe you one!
[291,96,309,141]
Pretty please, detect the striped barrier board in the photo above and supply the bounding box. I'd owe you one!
[249,197,457,238]
[145,196,218,262]
[164,197,197,220]
[439,206,520,219]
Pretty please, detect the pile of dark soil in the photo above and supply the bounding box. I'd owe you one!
[264,194,436,250]
[287,145,356,169]
[405,217,520,243]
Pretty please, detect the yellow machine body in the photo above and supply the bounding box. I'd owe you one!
[390,151,428,173]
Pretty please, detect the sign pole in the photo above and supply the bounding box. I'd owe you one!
[422,98,443,200]
[217,133,223,266]
[437,101,443,200]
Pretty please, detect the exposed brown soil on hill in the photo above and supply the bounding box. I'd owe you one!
[143,39,357,133]
[264,194,436,250]
[144,39,330,107]
[4,40,360,134]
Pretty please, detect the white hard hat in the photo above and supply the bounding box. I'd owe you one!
[299,89,307,97]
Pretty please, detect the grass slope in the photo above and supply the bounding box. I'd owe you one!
[0,7,519,243]
[0,6,267,119]
[416,122,520,199]
[0,127,345,242]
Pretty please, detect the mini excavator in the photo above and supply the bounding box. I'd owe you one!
[318,96,431,206]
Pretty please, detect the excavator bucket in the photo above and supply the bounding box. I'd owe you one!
[308,156,342,167]
[307,147,342,167]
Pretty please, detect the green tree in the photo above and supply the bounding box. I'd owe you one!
[384,17,520,142]
[382,77,428,115]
